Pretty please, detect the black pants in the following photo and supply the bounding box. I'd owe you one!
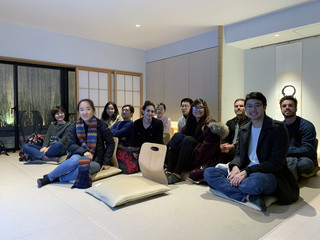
[166,136,199,174]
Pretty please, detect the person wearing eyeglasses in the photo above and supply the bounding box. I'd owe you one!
[165,98,229,184]
[204,92,299,212]
[220,98,250,163]
[110,104,134,147]
[177,98,193,132]
[280,95,317,178]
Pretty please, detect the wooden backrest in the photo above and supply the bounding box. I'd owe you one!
[139,142,168,185]
[110,137,119,168]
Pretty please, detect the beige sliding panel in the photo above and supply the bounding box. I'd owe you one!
[114,71,143,121]
[189,47,219,121]
[77,67,112,119]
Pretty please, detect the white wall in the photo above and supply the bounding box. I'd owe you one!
[0,21,146,97]
[244,36,320,136]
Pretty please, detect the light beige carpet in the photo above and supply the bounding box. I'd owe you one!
[1,152,320,240]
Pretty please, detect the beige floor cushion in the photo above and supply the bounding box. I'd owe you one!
[209,188,277,212]
[91,167,122,181]
[86,142,170,207]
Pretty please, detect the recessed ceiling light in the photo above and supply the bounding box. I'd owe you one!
[275,34,280,37]
[135,24,141,28]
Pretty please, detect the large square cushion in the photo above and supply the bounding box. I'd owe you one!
[86,143,170,207]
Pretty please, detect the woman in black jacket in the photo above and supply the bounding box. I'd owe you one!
[37,99,114,188]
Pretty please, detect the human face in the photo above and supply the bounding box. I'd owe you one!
[79,101,95,124]
[234,100,245,118]
[106,104,115,117]
[121,106,132,121]
[142,105,155,121]
[192,103,205,121]
[181,101,191,116]
[156,105,165,118]
[54,110,65,123]
[281,100,297,119]
[245,99,265,122]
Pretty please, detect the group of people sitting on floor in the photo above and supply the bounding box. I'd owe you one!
[24,91,317,212]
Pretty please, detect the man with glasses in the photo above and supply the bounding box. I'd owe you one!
[280,95,317,178]
[220,98,250,163]
[110,105,134,146]
[204,92,299,212]
[177,98,193,132]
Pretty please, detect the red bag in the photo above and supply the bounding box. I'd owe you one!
[116,147,140,174]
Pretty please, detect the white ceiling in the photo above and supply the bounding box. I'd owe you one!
[0,0,315,50]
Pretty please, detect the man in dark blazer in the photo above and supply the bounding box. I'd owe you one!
[204,92,299,212]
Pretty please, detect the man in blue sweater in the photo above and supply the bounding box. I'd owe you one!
[110,104,134,146]
[280,95,317,177]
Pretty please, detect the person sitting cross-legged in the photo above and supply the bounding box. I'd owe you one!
[204,92,299,212]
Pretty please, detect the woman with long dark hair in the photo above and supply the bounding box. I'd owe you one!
[37,99,115,187]
[165,98,228,184]
[101,101,122,128]
[133,101,164,147]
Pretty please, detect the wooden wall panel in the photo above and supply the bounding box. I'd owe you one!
[146,60,164,105]
[164,55,189,121]
[189,48,219,120]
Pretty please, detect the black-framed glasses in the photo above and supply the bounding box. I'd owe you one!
[192,106,204,110]
[245,104,262,110]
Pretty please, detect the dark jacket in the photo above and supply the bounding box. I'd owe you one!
[222,116,251,147]
[190,121,229,170]
[133,117,163,147]
[68,118,115,166]
[229,115,299,205]
[283,116,316,159]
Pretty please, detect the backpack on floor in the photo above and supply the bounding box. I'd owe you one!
[0,140,9,156]
[19,133,45,161]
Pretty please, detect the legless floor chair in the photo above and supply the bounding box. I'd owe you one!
[59,137,122,180]
[86,142,170,207]
[91,137,122,181]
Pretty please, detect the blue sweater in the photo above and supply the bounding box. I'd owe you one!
[110,120,134,146]
[283,116,316,159]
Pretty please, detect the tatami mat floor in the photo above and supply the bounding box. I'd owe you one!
[1,152,320,240]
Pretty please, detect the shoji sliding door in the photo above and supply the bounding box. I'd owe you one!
[114,71,143,121]
[77,68,112,119]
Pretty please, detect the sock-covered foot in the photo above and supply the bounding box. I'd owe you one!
[43,174,59,183]
[248,195,267,212]
[37,175,52,188]
[42,155,59,162]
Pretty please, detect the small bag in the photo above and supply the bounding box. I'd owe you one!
[19,133,45,161]
[0,140,9,156]
[116,146,140,174]
[71,158,92,189]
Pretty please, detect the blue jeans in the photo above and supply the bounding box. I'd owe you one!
[297,157,314,175]
[48,154,101,182]
[23,142,65,159]
[204,167,277,202]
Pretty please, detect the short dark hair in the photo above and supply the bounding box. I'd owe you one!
[77,99,95,112]
[279,95,298,108]
[180,98,193,106]
[234,98,245,105]
[142,100,155,111]
[51,106,66,122]
[245,92,267,106]
[157,103,166,111]
[122,104,134,113]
